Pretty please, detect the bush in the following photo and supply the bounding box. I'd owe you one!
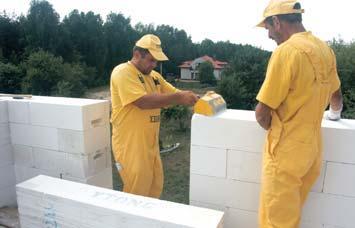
[53,63,87,97]
[22,50,87,97]
[22,50,64,95]
[161,105,191,131]
[218,73,249,109]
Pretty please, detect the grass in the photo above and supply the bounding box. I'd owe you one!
[88,81,216,204]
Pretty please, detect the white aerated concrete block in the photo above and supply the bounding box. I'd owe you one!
[227,150,261,183]
[65,147,109,178]
[190,203,325,228]
[29,146,109,179]
[322,119,355,164]
[190,145,227,178]
[29,96,109,130]
[300,221,324,228]
[17,175,224,228]
[86,167,113,189]
[0,100,9,123]
[190,110,355,228]
[0,144,13,166]
[32,147,67,173]
[58,124,110,154]
[324,162,355,197]
[82,100,110,129]
[190,200,225,211]
[302,192,355,227]
[324,225,347,228]
[225,149,325,191]
[13,144,34,168]
[224,208,258,228]
[0,185,16,207]
[0,164,15,189]
[63,167,113,189]
[14,166,61,184]
[10,123,59,150]
[30,102,80,129]
[190,201,258,228]
[191,110,266,152]
[7,99,30,124]
[0,123,10,146]
[190,174,259,212]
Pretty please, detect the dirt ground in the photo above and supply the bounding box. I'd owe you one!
[0,207,20,228]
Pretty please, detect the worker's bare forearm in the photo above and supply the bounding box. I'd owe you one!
[133,91,198,109]
[255,102,272,130]
[330,89,343,111]
[133,93,180,109]
[257,115,271,130]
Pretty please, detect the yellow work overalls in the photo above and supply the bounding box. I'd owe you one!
[110,61,178,198]
[257,32,341,228]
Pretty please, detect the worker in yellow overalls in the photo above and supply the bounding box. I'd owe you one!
[110,34,198,198]
[255,1,343,227]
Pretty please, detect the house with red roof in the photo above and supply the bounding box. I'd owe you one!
[178,55,228,80]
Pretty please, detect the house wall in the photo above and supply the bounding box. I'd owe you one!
[190,109,355,228]
[213,70,221,80]
[180,68,191,80]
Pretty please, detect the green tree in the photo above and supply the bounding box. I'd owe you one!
[22,0,60,53]
[103,13,137,83]
[197,61,216,85]
[0,13,24,63]
[62,10,105,85]
[154,25,196,75]
[218,46,270,110]
[0,61,24,93]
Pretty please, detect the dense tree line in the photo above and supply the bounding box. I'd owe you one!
[0,0,354,119]
[0,0,272,97]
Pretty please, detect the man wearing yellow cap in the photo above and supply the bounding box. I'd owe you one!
[255,0,343,227]
[110,34,198,198]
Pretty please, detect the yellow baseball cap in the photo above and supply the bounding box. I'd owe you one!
[256,0,304,28]
[135,34,169,61]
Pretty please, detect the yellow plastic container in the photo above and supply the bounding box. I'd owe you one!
[194,91,227,116]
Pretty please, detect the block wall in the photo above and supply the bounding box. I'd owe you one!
[190,109,355,228]
[0,96,113,207]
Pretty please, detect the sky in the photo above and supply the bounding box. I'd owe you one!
[1,0,355,51]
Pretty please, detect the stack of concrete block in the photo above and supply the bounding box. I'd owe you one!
[17,175,224,228]
[6,96,113,190]
[0,99,16,207]
[190,109,355,228]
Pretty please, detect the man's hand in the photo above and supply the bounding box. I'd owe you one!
[176,91,199,106]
